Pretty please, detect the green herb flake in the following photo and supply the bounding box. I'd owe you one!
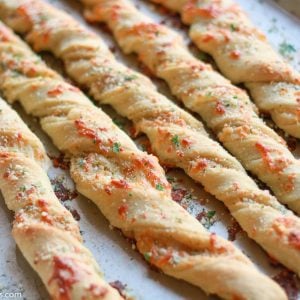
[207,210,216,219]
[112,142,121,153]
[78,158,85,168]
[230,23,238,31]
[143,252,152,262]
[124,74,138,81]
[113,118,125,129]
[155,183,164,191]
[279,42,296,57]
[171,135,180,148]
[19,185,26,192]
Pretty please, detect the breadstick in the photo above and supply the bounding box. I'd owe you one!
[148,0,300,138]
[76,0,300,215]
[0,0,299,285]
[0,19,281,300]
[0,98,122,299]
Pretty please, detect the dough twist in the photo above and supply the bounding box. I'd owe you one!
[0,98,122,299]
[149,0,300,138]
[0,0,299,285]
[0,19,281,300]
[78,0,300,215]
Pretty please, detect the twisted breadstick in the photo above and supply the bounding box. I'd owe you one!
[0,0,299,284]
[77,0,300,215]
[0,98,122,299]
[149,0,300,138]
[0,19,281,300]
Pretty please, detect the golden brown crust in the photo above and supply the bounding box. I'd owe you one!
[149,0,300,138]
[0,16,280,300]
[0,2,297,294]
[0,99,122,300]
[77,0,300,215]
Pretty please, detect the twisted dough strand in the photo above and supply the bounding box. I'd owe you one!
[77,0,300,215]
[0,0,299,284]
[0,19,280,300]
[149,0,300,138]
[0,98,122,300]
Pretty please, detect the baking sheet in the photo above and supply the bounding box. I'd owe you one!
[0,0,300,299]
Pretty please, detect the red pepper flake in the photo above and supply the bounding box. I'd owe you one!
[283,174,296,192]
[273,270,299,300]
[209,233,227,254]
[230,50,241,59]
[133,157,168,189]
[74,120,108,154]
[37,199,48,210]
[288,232,300,250]
[111,179,130,189]
[3,170,10,179]
[16,133,23,141]
[150,246,173,267]
[48,256,79,300]
[118,204,128,219]
[192,159,208,172]
[201,33,215,43]
[215,101,226,115]
[15,212,24,224]
[171,188,187,203]
[181,138,192,147]
[255,142,289,173]
[183,3,220,19]
[0,27,11,42]
[47,85,65,97]
[104,186,112,195]
[16,5,30,19]
[127,23,161,38]
[49,154,70,170]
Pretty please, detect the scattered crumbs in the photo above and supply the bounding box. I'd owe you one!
[49,153,70,170]
[109,281,134,300]
[196,209,217,229]
[227,219,242,241]
[171,188,187,202]
[109,281,127,298]
[168,174,207,217]
[64,205,81,221]
[273,270,299,300]
[50,176,78,202]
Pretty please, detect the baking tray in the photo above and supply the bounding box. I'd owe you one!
[0,0,299,299]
